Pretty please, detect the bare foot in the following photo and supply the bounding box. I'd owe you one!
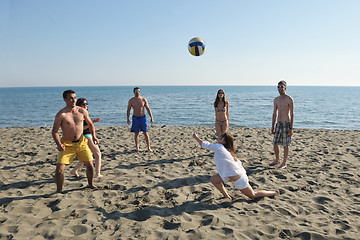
[95,173,103,178]
[88,185,97,190]
[148,148,153,152]
[274,189,280,196]
[278,164,287,169]
[269,161,280,166]
[70,170,80,178]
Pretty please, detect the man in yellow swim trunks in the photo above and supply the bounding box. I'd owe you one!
[52,90,99,193]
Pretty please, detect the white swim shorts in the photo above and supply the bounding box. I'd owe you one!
[232,175,249,190]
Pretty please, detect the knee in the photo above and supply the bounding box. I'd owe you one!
[95,149,101,158]
[247,194,256,199]
[85,162,94,169]
[55,167,64,175]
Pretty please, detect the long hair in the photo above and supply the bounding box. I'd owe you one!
[214,89,228,108]
[76,98,87,107]
[220,132,237,161]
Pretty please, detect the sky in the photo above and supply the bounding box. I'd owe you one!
[0,0,359,87]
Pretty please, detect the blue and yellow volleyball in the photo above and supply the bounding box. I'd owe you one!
[188,37,206,56]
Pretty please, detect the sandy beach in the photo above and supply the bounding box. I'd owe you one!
[0,125,359,239]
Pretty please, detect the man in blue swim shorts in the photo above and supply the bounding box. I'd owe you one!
[127,87,154,152]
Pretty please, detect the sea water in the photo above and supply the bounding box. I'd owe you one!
[0,86,359,130]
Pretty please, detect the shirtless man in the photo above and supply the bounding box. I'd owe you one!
[52,90,99,193]
[127,87,154,152]
[270,80,294,169]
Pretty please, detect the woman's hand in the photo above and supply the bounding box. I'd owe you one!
[192,133,203,146]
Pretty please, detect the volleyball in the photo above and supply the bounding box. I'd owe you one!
[188,37,206,56]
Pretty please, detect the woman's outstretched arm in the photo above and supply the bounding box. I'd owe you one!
[192,133,203,146]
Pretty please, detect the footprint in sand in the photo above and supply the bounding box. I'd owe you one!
[71,225,89,236]
[163,220,181,230]
[201,215,214,226]
[47,199,61,212]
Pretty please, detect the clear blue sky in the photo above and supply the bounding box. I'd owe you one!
[1,0,359,87]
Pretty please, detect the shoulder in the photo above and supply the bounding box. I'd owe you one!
[128,97,136,105]
[284,95,294,104]
[213,142,225,150]
[77,106,88,115]
[56,108,66,118]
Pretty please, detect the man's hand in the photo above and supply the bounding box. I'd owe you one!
[94,118,100,123]
[271,128,275,134]
[57,144,65,151]
[288,129,293,137]
[127,119,131,125]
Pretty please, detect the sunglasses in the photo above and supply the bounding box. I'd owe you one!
[277,85,285,89]
[82,103,88,106]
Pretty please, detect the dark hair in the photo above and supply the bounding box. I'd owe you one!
[63,89,75,99]
[278,80,287,86]
[133,87,140,93]
[220,132,237,161]
[76,98,87,106]
[214,89,229,108]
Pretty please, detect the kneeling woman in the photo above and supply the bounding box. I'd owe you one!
[192,132,279,200]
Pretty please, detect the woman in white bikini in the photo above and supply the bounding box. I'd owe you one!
[214,89,229,137]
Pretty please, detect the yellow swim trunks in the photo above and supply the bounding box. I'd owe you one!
[57,136,93,164]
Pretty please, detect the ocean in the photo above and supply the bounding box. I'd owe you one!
[0,86,359,130]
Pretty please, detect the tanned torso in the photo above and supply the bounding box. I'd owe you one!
[129,96,147,117]
[57,106,85,141]
[274,95,293,122]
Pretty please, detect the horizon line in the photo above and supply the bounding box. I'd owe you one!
[1,84,360,88]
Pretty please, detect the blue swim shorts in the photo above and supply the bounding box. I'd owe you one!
[131,115,147,133]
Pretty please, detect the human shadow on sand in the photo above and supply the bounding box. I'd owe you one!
[1,160,48,171]
[124,175,211,194]
[0,178,53,191]
[0,186,95,208]
[96,197,261,222]
[115,153,213,170]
